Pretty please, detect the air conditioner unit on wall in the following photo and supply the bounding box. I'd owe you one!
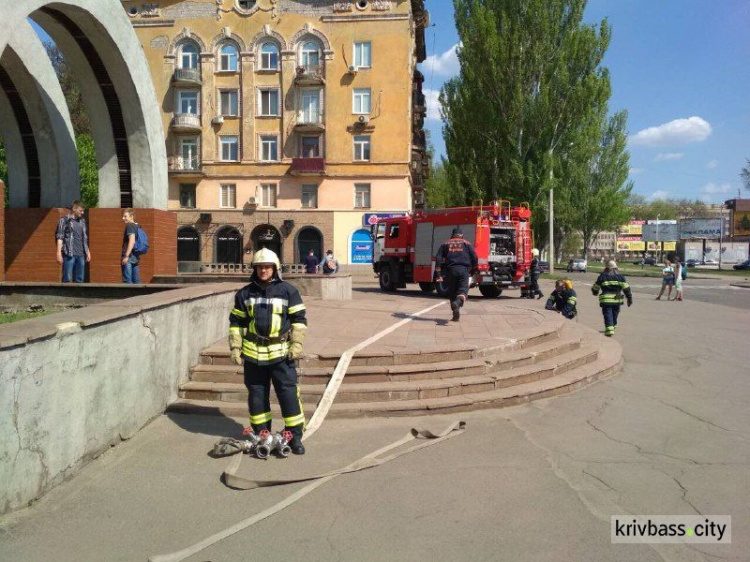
[357,115,369,125]
[348,65,358,75]
[211,116,224,125]
[248,197,257,205]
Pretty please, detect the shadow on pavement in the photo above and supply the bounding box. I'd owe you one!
[166,412,245,440]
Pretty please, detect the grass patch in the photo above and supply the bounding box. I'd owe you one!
[0,311,54,324]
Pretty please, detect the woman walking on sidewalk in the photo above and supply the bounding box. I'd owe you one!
[672,257,685,301]
[655,259,674,300]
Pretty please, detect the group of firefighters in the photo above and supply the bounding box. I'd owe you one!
[229,231,633,458]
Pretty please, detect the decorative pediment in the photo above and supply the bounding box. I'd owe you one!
[210,27,247,51]
[290,23,331,52]
[250,24,288,51]
[167,28,207,55]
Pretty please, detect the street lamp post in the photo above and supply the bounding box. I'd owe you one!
[549,171,554,274]
[656,214,660,263]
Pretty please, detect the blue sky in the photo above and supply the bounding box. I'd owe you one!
[419,0,750,204]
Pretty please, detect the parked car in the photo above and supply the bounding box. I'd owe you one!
[538,261,550,273]
[633,256,657,266]
[733,260,750,271]
[566,258,587,273]
[704,258,718,265]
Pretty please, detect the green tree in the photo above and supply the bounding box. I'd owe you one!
[77,134,98,208]
[44,42,91,136]
[426,158,463,208]
[740,158,750,193]
[441,0,614,250]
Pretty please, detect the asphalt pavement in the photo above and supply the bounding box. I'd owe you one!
[1,279,748,562]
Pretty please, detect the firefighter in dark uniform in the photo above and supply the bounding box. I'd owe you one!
[229,249,308,454]
[435,227,478,321]
[591,260,633,337]
[528,248,543,299]
[545,279,578,319]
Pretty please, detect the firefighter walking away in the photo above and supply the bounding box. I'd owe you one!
[229,249,308,455]
[435,227,478,321]
[591,260,633,337]
[545,279,577,319]
[527,248,543,299]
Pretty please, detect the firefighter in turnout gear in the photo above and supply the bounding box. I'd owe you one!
[435,227,478,321]
[591,260,633,337]
[229,249,308,455]
[528,248,543,299]
[545,279,578,319]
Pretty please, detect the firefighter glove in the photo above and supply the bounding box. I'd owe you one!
[287,325,307,360]
[229,332,243,366]
[627,298,633,308]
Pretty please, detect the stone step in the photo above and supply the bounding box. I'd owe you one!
[188,332,583,386]
[167,337,621,419]
[197,320,564,369]
[177,341,599,405]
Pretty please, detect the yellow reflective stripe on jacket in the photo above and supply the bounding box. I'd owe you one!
[567,296,577,304]
[242,340,289,362]
[288,303,306,314]
[248,318,257,336]
[231,307,247,318]
[269,299,283,338]
[229,326,242,336]
[250,411,272,425]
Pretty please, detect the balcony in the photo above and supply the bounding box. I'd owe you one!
[290,157,325,176]
[172,68,202,87]
[294,63,325,85]
[412,91,426,114]
[171,113,201,133]
[294,113,325,133]
[168,156,202,174]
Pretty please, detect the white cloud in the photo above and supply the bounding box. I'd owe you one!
[700,182,731,195]
[423,88,442,122]
[630,116,712,147]
[654,152,684,162]
[648,190,670,201]
[421,44,460,78]
[629,167,644,175]
[707,159,719,169]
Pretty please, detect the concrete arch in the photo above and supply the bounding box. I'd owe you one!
[289,24,332,54]
[0,0,168,209]
[210,30,246,53]
[167,28,207,56]
[250,27,288,53]
[0,21,78,208]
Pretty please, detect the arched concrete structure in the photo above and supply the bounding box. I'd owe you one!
[0,0,167,209]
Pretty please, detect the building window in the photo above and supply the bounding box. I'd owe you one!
[300,89,321,124]
[300,41,321,70]
[177,91,199,114]
[354,41,372,69]
[260,135,279,161]
[354,183,371,208]
[238,0,256,9]
[301,184,318,209]
[220,136,239,161]
[301,136,320,158]
[179,42,199,69]
[260,42,279,70]
[260,183,277,208]
[219,43,238,71]
[353,135,371,161]
[179,183,196,208]
[353,88,371,114]
[220,90,239,116]
[258,88,280,116]
[180,137,199,169]
[220,184,236,208]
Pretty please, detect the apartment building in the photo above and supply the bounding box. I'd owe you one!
[123,0,428,267]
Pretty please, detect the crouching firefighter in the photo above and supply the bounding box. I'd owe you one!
[229,249,308,455]
[435,227,478,321]
[545,279,578,319]
[591,260,632,337]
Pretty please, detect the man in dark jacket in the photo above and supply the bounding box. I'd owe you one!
[592,260,633,337]
[528,248,543,299]
[435,227,478,321]
[545,279,578,319]
[303,249,319,274]
[54,200,90,283]
[229,249,308,455]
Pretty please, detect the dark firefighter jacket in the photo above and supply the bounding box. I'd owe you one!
[545,288,578,319]
[592,273,633,306]
[530,258,541,278]
[229,276,307,365]
[436,237,478,274]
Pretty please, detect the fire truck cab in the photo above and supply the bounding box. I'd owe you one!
[372,201,533,298]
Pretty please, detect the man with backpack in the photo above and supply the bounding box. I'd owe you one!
[55,200,90,283]
[322,250,339,274]
[121,208,148,284]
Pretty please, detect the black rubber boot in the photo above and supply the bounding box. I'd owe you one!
[288,426,305,455]
[450,299,460,321]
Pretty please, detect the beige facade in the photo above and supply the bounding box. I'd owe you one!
[123,0,428,266]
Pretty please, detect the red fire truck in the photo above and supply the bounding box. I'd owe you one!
[372,201,534,298]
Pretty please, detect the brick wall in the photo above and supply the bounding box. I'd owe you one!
[88,209,177,283]
[0,181,4,282]
[4,207,70,282]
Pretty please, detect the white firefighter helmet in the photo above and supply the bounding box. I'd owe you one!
[251,248,282,279]
[531,248,540,257]
[606,260,618,270]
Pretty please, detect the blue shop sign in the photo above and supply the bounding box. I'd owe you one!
[351,229,374,263]
[362,213,407,227]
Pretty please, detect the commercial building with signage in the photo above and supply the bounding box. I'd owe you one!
[123,0,429,267]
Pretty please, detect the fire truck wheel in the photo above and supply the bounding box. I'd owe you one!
[418,282,436,293]
[379,266,397,292]
[479,285,502,298]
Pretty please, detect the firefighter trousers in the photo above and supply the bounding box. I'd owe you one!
[601,304,620,336]
[529,275,543,298]
[446,265,470,305]
[243,359,305,436]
